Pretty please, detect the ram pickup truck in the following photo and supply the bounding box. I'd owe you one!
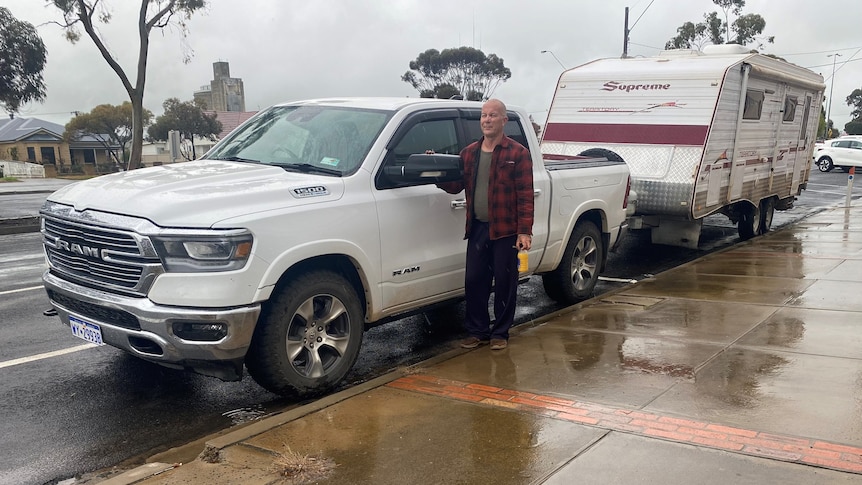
[40,97,631,397]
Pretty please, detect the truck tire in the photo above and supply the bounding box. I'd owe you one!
[737,202,761,240]
[245,270,363,397]
[542,221,602,304]
[578,148,625,163]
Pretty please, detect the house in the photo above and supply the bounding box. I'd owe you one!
[0,116,120,176]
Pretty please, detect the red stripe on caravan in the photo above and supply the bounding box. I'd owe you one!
[543,123,709,146]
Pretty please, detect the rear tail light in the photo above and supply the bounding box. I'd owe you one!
[623,175,631,209]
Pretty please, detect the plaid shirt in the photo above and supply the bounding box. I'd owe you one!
[440,136,534,240]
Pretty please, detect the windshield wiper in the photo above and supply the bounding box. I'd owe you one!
[210,156,261,164]
[275,163,343,177]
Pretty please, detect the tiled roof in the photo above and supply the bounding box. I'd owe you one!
[204,111,258,139]
[0,117,63,142]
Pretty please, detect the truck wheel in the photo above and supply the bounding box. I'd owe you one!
[737,202,761,240]
[759,197,775,234]
[246,270,363,397]
[542,221,602,304]
[578,148,625,163]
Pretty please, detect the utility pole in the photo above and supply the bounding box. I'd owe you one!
[622,7,630,58]
[826,52,842,137]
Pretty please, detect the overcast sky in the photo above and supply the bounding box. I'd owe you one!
[4,0,861,130]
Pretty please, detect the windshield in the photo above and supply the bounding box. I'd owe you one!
[205,104,393,176]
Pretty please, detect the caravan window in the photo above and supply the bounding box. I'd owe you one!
[783,96,798,122]
[743,90,764,120]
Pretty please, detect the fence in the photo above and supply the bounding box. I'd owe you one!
[0,160,46,178]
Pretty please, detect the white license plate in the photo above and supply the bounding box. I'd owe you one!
[70,315,104,345]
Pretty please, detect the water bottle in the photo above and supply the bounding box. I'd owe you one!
[518,250,529,273]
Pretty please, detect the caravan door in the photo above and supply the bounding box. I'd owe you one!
[792,94,813,193]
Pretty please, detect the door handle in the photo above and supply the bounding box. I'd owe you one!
[451,199,467,209]
[534,189,542,197]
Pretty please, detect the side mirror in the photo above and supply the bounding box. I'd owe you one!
[384,153,462,184]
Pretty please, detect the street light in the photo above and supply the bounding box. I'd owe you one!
[541,50,566,70]
[826,53,842,136]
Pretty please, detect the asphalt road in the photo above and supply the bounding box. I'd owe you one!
[0,169,859,485]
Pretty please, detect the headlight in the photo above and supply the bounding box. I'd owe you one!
[151,233,253,273]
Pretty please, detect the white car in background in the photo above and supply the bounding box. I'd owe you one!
[814,136,862,172]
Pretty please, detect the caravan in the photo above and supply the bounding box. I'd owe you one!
[541,44,825,248]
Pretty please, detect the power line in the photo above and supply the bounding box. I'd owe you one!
[629,41,663,51]
[629,0,656,31]
[805,55,862,71]
[779,46,862,57]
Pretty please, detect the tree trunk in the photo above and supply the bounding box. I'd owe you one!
[128,92,145,170]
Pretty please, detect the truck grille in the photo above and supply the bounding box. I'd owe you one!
[41,203,164,296]
[47,289,141,330]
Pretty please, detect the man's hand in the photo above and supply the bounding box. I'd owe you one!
[516,234,532,251]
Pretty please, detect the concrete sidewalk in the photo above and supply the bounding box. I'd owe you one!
[94,204,862,484]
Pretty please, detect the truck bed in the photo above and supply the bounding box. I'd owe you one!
[543,154,627,171]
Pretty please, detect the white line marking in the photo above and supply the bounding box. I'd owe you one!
[0,344,96,370]
[0,285,43,296]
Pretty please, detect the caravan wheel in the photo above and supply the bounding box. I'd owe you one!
[737,202,761,240]
[759,198,775,234]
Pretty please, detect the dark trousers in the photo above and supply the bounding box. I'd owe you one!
[464,220,519,340]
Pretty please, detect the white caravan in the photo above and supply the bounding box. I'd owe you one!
[541,44,825,248]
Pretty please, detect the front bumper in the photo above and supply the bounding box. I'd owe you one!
[43,270,261,381]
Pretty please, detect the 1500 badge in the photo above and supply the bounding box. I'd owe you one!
[292,186,329,198]
[393,266,420,276]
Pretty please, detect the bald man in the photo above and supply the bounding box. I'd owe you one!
[438,99,534,350]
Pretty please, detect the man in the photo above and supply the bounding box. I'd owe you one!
[439,99,534,350]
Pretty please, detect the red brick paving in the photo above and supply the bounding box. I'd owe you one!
[387,374,862,475]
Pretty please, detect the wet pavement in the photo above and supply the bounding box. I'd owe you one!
[0,178,75,234]
[94,202,862,484]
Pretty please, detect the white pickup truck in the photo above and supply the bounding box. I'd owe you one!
[40,97,631,397]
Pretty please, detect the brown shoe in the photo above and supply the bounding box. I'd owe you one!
[460,337,489,349]
[489,339,508,350]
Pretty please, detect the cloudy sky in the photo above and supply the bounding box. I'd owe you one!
[4,0,861,129]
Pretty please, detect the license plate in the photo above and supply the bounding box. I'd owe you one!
[70,315,104,345]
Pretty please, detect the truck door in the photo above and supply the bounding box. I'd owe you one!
[373,111,467,310]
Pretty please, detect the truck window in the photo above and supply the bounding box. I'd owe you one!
[376,118,459,189]
[743,90,764,120]
[205,105,391,176]
[463,113,530,149]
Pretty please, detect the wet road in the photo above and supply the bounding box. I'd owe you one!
[0,169,859,484]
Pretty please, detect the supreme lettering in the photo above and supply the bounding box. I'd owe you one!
[602,81,671,92]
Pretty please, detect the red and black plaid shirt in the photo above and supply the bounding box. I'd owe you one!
[440,136,534,240]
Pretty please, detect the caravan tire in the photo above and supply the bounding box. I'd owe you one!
[577,148,625,163]
[759,198,775,234]
[737,202,762,240]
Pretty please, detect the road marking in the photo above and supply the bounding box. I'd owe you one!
[0,344,96,370]
[0,253,43,264]
[599,276,639,284]
[0,285,43,296]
